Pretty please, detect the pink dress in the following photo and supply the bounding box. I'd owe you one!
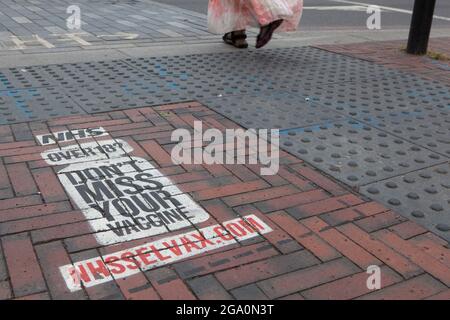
[208,0,304,34]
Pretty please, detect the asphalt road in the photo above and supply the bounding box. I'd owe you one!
[154,0,450,30]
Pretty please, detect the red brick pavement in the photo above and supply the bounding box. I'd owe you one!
[0,99,449,300]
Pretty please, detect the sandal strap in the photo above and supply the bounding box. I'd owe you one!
[231,32,247,40]
[223,32,248,48]
[223,32,247,42]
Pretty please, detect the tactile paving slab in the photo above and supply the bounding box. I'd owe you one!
[63,80,191,113]
[369,107,450,157]
[361,162,450,241]
[0,60,153,91]
[279,119,446,187]
[169,72,277,99]
[243,46,364,65]
[124,47,403,88]
[0,87,85,124]
[124,47,358,78]
[203,91,346,129]
[360,75,450,101]
[0,68,56,90]
[41,60,152,88]
[300,80,450,120]
[125,55,284,97]
[2,46,447,121]
[296,79,450,156]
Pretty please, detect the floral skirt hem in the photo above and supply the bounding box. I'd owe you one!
[208,0,304,34]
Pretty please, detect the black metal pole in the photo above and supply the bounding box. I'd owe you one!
[407,0,437,55]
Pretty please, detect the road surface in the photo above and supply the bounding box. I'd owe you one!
[154,0,450,30]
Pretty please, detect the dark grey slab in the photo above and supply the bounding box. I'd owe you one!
[369,107,450,157]
[361,162,450,241]
[125,47,386,88]
[203,91,346,130]
[279,119,446,187]
[0,67,55,90]
[299,80,450,120]
[0,87,85,124]
[0,60,150,90]
[63,80,190,113]
[42,60,150,87]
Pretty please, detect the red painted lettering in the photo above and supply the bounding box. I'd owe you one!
[104,256,126,275]
[213,226,234,241]
[135,248,157,266]
[149,245,171,261]
[180,236,201,253]
[120,252,140,269]
[162,240,183,256]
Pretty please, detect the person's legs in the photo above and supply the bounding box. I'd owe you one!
[246,0,301,48]
[210,0,296,49]
[223,29,248,49]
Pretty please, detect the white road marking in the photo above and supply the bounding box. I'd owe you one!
[4,32,143,50]
[156,29,183,37]
[36,35,55,48]
[10,35,55,49]
[97,32,139,40]
[11,16,32,24]
[116,20,138,27]
[10,36,25,50]
[304,5,367,12]
[129,15,149,21]
[332,0,450,21]
[51,32,92,46]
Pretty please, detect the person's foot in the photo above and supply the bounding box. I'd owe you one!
[256,19,284,49]
[223,30,248,49]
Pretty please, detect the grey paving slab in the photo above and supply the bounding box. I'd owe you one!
[63,80,190,113]
[124,47,370,80]
[0,66,55,90]
[42,60,150,87]
[295,79,450,158]
[279,119,445,187]
[361,162,450,241]
[203,91,346,130]
[0,59,148,89]
[0,87,85,124]
[124,48,389,100]
[368,107,450,157]
[299,81,449,119]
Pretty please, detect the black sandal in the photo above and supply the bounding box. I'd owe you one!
[223,31,248,49]
[256,19,284,49]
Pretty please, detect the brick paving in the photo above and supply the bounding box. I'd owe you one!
[1,100,450,300]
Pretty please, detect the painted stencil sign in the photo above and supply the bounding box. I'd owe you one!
[35,127,108,145]
[40,138,210,245]
[60,215,273,292]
